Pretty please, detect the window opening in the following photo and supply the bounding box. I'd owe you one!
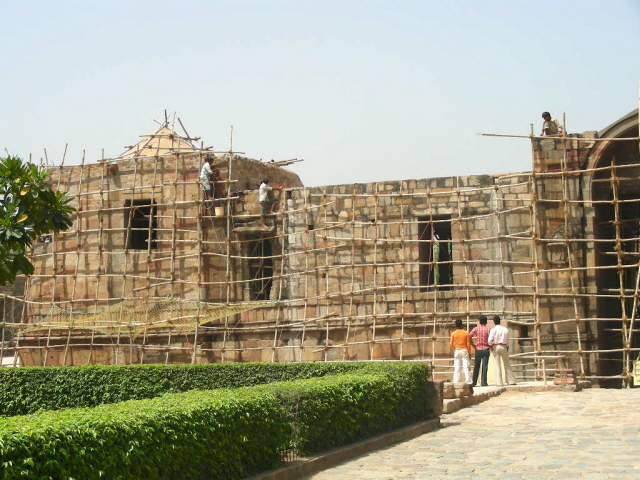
[125,199,157,250]
[248,238,274,300]
[418,215,453,290]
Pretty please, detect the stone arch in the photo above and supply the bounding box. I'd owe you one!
[588,109,639,385]
[586,108,639,173]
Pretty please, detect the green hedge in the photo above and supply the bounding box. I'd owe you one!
[0,365,431,479]
[0,387,287,480]
[0,361,430,417]
[265,365,429,454]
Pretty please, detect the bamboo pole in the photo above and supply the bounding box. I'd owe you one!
[62,151,87,366]
[399,182,407,361]
[559,123,586,379]
[341,188,358,361]
[529,135,543,382]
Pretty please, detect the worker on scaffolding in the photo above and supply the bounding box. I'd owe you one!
[200,157,215,201]
[259,179,283,228]
[541,112,563,136]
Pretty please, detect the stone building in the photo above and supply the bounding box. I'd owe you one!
[4,110,639,386]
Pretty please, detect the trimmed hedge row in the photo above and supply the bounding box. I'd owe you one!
[0,365,431,480]
[0,387,288,480]
[268,364,430,454]
[0,361,430,417]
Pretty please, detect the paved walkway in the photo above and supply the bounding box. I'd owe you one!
[305,388,640,479]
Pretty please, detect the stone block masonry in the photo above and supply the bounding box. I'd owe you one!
[5,118,638,388]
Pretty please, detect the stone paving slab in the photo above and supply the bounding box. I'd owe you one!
[443,384,505,413]
[304,388,640,479]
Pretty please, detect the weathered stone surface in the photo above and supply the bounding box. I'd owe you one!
[442,382,473,399]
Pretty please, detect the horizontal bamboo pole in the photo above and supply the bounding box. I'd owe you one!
[478,132,640,142]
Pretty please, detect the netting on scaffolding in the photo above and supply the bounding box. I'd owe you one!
[16,298,270,337]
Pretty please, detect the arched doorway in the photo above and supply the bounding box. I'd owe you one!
[591,109,639,386]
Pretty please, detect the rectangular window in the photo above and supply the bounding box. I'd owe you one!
[247,238,273,300]
[418,216,453,290]
[125,200,157,250]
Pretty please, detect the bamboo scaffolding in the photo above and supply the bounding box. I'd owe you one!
[4,112,638,387]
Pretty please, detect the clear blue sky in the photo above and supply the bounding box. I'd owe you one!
[2,1,639,187]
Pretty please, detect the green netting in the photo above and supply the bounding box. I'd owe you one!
[17,298,270,337]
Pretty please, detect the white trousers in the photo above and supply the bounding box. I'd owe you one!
[453,349,471,383]
[492,345,516,386]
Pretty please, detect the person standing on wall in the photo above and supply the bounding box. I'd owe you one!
[541,112,563,136]
[469,315,491,387]
[200,157,215,201]
[259,179,283,228]
[449,319,472,384]
[488,315,517,386]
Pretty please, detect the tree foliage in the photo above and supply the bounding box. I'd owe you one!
[0,156,75,286]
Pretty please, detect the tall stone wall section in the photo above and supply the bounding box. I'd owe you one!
[19,154,302,366]
[532,137,598,377]
[228,174,537,380]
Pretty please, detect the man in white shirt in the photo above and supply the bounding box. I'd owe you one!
[200,157,215,200]
[541,112,563,136]
[259,179,283,228]
[487,315,516,386]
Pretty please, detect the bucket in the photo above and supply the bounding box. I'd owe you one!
[214,206,225,217]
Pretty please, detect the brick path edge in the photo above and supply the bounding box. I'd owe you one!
[246,418,441,480]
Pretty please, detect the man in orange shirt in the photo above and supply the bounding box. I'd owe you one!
[450,319,472,384]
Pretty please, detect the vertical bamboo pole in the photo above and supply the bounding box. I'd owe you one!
[62,152,86,366]
[275,194,288,359]
[117,158,139,364]
[14,283,29,367]
[270,195,288,363]
[43,155,67,366]
[139,154,161,364]
[221,130,237,362]
[493,180,513,377]
[220,152,234,364]
[453,177,472,380]
[529,135,543,382]
[399,182,407,360]
[323,190,331,361]
[559,116,586,378]
[625,251,640,387]
[627,80,640,383]
[609,157,629,386]
[170,157,180,298]
[369,183,379,360]
[195,152,204,364]
[342,188,358,360]
[424,185,438,372]
[225,152,233,305]
[90,153,107,365]
[455,177,472,331]
[494,182,507,319]
[299,187,311,361]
